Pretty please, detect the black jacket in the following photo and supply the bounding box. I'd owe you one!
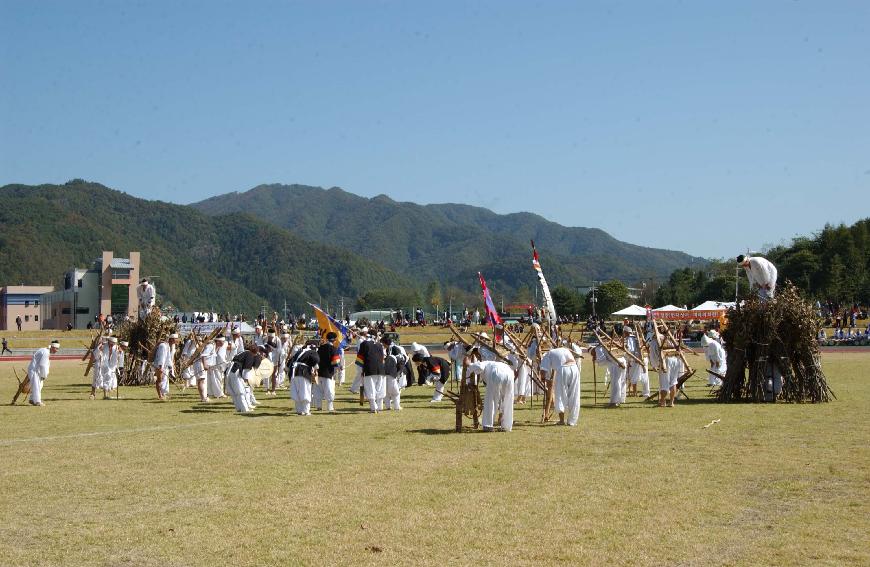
[362,342,385,376]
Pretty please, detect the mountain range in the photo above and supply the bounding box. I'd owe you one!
[0,180,704,314]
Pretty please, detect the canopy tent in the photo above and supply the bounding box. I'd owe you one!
[612,304,647,317]
[692,300,736,311]
[652,304,686,312]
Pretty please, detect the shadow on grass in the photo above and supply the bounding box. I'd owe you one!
[405,427,455,435]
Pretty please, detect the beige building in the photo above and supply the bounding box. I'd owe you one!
[0,286,56,331]
[41,251,141,330]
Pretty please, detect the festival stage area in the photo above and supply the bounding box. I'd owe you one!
[1,352,867,566]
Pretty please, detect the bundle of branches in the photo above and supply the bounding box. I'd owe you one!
[718,282,833,403]
[114,310,178,386]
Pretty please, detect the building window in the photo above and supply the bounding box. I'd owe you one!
[25,300,30,307]
[24,315,30,322]
[35,315,39,322]
[35,300,39,306]
[78,279,84,288]
[62,308,72,315]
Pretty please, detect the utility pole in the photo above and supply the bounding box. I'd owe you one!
[591,281,598,318]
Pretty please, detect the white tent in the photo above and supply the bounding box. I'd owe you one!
[692,300,735,311]
[653,304,686,312]
[612,304,647,316]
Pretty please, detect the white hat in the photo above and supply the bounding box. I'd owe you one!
[215,335,226,342]
[168,333,179,339]
[232,328,241,334]
[119,341,129,347]
[267,331,275,337]
[50,340,60,348]
[255,325,262,330]
[359,327,369,334]
[477,332,489,340]
[108,336,118,343]
[281,333,290,339]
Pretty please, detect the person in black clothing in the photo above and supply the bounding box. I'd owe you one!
[1,337,11,355]
[362,336,386,413]
[316,332,340,412]
[412,353,451,403]
[227,345,263,412]
[290,341,320,415]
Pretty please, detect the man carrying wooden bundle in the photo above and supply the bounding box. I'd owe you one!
[207,335,228,400]
[592,342,626,407]
[180,335,198,388]
[737,255,778,301]
[23,340,60,406]
[624,327,649,398]
[465,359,514,432]
[701,330,726,387]
[153,333,178,400]
[659,352,684,408]
[540,343,582,426]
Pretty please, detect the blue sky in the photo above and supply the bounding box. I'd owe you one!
[2,1,868,259]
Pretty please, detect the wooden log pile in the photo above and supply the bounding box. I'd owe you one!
[717,282,833,403]
[114,308,179,386]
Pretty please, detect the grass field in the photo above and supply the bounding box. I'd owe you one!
[1,351,868,566]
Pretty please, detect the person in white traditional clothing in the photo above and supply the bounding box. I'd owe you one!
[624,327,648,398]
[290,341,319,415]
[91,336,123,399]
[659,353,684,408]
[465,359,515,432]
[180,335,197,388]
[229,328,245,358]
[315,332,340,412]
[702,331,727,387]
[207,335,228,399]
[27,341,59,406]
[253,325,265,347]
[196,338,213,402]
[592,343,626,407]
[135,279,156,320]
[508,351,532,404]
[382,337,404,411]
[539,343,582,426]
[445,339,466,389]
[153,334,178,400]
[738,255,778,301]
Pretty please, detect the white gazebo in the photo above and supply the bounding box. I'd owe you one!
[612,304,647,317]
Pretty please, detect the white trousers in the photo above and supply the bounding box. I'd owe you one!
[431,379,446,402]
[629,362,650,397]
[28,374,43,404]
[708,361,726,386]
[290,375,311,414]
[481,373,514,431]
[227,371,252,412]
[660,357,683,391]
[363,375,385,411]
[207,368,224,398]
[385,376,402,410]
[158,371,170,396]
[553,365,581,426]
[318,377,336,411]
[515,364,531,397]
[608,359,627,405]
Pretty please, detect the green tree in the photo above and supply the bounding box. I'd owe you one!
[588,280,629,317]
[552,285,583,317]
